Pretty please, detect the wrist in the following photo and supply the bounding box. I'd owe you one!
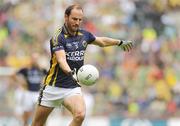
[67,70,73,76]
[117,40,123,46]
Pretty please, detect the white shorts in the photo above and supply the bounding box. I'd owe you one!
[38,85,82,108]
[14,89,39,114]
[23,91,39,111]
[14,88,25,115]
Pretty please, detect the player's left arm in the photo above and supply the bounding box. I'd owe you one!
[92,37,133,51]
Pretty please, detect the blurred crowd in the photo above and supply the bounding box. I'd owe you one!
[0,0,180,120]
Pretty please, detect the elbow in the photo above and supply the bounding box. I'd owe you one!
[98,43,106,47]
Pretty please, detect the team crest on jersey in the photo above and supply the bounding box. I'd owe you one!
[82,40,87,48]
[72,42,79,50]
[66,42,79,50]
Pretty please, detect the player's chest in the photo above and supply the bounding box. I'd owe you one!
[25,69,43,78]
[64,36,88,51]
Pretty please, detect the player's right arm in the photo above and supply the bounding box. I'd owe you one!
[51,29,72,75]
[51,30,77,81]
[55,50,71,75]
[55,50,78,82]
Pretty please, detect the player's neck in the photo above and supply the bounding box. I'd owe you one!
[64,23,76,36]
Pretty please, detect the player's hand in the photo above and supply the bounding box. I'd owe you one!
[68,68,79,84]
[72,68,78,82]
[118,40,133,52]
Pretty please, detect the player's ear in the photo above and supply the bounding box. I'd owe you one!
[65,14,69,21]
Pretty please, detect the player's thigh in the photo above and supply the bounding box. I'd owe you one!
[32,105,54,124]
[62,95,86,115]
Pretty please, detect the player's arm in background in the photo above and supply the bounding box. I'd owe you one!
[92,37,133,51]
[12,69,28,89]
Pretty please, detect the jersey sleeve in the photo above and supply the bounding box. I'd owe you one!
[42,69,47,75]
[86,31,96,44]
[17,68,26,75]
[51,33,65,52]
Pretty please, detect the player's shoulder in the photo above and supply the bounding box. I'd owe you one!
[50,27,64,44]
[50,27,64,40]
[53,27,64,36]
[17,67,27,74]
[79,29,88,34]
[41,68,47,74]
[19,67,27,71]
[78,29,93,36]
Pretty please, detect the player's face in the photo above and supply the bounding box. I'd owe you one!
[65,8,83,33]
[29,53,39,67]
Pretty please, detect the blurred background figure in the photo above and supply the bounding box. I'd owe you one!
[0,0,180,126]
[12,53,47,126]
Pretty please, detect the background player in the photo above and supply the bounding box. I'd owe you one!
[14,53,47,126]
[31,4,133,126]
